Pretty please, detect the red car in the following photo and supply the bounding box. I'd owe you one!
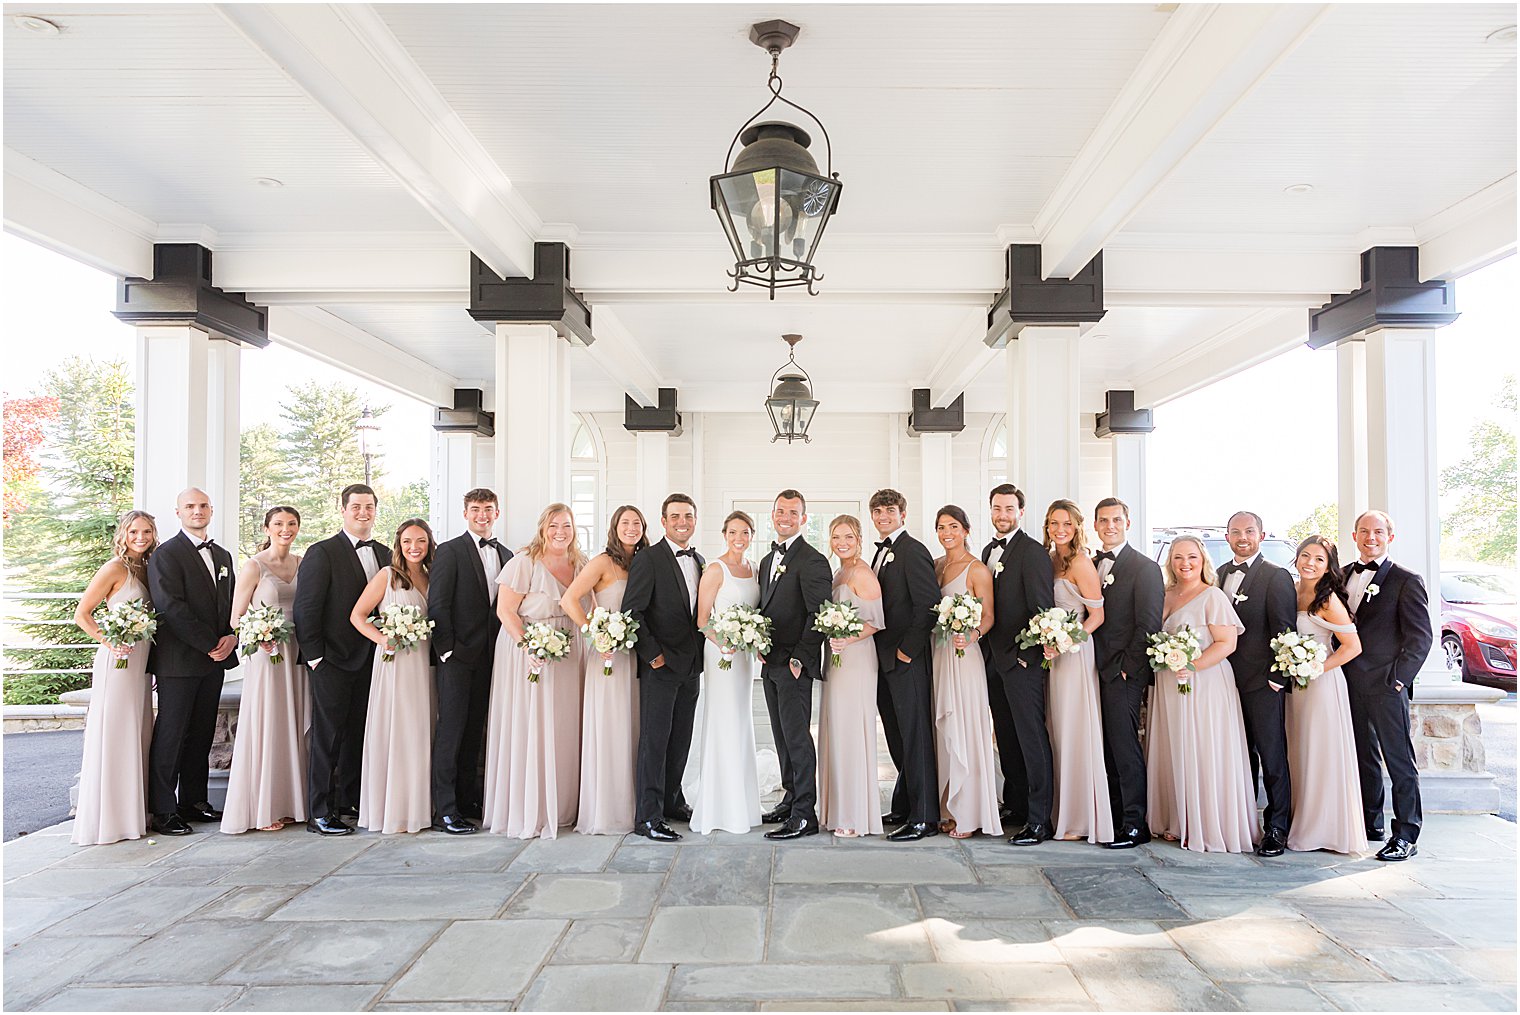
[1441,568,1517,692]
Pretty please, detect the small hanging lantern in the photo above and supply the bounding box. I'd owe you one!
[711,20,842,299]
[765,333,819,443]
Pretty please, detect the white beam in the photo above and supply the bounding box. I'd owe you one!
[215,233,469,299]
[925,307,1002,408]
[217,3,540,279]
[582,305,663,408]
[1131,307,1306,408]
[1416,174,1518,282]
[3,147,155,279]
[1035,4,1328,279]
[268,305,459,407]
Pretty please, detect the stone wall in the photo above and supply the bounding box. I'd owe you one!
[1412,702,1486,773]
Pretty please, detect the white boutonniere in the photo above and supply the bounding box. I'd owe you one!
[1233,593,1248,605]
[775,564,787,577]
[218,566,229,580]
[993,562,1004,575]
[1103,573,1115,588]
[884,552,895,565]
[1364,583,1380,601]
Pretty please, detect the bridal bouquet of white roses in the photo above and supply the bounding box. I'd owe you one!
[704,603,772,670]
[238,604,294,663]
[813,599,865,667]
[582,607,639,676]
[1147,626,1203,694]
[1270,630,1328,689]
[94,599,158,669]
[519,622,572,683]
[374,603,434,663]
[1017,607,1089,669]
[934,592,983,658]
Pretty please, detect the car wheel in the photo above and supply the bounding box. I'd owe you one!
[1442,633,1468,678]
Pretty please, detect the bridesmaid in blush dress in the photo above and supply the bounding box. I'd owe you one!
[1285,535,1366,855]
[351,519,436,834]
[562,504,649,835]
[818,515,885,838]
[222,506,310,834]
[71,511,159,846]
[484,503,588,839]
[1041,501,1114,845]
[1147,536,1255,853]
[929,505,1003,839]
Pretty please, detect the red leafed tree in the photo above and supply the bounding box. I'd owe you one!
[3,394,59,526]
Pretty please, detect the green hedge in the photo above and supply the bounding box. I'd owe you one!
[3,672,92,706]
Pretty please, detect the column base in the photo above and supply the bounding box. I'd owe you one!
[1409,679,1507,815]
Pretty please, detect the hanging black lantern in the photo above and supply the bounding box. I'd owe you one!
[765,334,819,442]
[711,21,842,299]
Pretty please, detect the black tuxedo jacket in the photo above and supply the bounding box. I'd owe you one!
[1090,543,1165,685]
[1223,557,1298,693]
[429,533,513,667]
[146,531,237,678]
[623,540,705,678]
[873,532,940,670]
[1342,559,1434,696]
[758,536,833,680]
[980,529,1055,676]
[294,530,393,672]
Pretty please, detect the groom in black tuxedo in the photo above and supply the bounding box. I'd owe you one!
[294,484,391,835]
[980,484,1056,846]
[145,488,238,836]
[869,488,942,841]
[1219,510,1298,857]
[757,490,833,840]
[1343,509,1430,861]
[623,493,704,841]
[1089,498,1165,849]
[428,487,512,834]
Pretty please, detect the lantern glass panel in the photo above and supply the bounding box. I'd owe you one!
[716,171,779,262]
[777,168,837,263]
[794,399,818,436]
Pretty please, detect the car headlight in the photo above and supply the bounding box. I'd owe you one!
[1470,617,1516,640]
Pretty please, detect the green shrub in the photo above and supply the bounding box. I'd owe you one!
[3,672,91,705]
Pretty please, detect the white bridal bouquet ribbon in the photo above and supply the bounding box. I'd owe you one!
[1017,606,1089,669]
[238,604,294,663]
[1147,626,1203,694]
[934,592,983,658]
[704,603,772,670]
[94,598,158,669]
[582,607,639,676]
[1270,630,1328,688]
[813,599,865,667]
[374,603,434,663]
[518,622,572,683]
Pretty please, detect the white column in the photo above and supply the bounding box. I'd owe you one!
[918,432,954,545]
[634,431,671,523]
[1110,432,1150,554]
[431,430,481,542]
[493,323,569,548]
[1336,339,1369,543]
[134,325,240,547]
[1007,326,1082,519]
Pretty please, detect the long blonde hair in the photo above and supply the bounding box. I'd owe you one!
[524,503,588,569]
[1162,535,1219,589]
[1041,499,1088,571]
[112,510,159,585]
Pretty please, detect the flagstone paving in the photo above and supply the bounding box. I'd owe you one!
[4,810,1515,1012]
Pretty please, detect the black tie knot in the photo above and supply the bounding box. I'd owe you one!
[196,539,215,551]
[1352,560,1378,573]
[356,539,379,550]
[1094,550,1115,563]
[479,537,498,548]
[674,547,696,558]
[875,539,892,551]
[771,541,786,554]
[991,537,1008,549]
[1221,560,1251,577]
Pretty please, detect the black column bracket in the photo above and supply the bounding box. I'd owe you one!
[113,243,269,347]
[985,244,1106,347]
[907,389,965,435]
[1307,246,1458,350]
[433,388,494,437]
[624,388,682,435]
[1094,390,1154,437]
[468,242,594,347]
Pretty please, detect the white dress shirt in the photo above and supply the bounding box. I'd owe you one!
[1222,552,1261,599]
[771,533,801,583]
[476,534,503,603]
[347,530,380,582]
[872,525,907,574]
[1348,555,1387,613]
[189,534,217,581]
[667,537,698,610]
[1095,541,1126,583]
[986,527,1020,571]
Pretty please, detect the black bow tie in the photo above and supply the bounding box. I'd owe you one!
[1351,560,1379,574]
[1094,550,1116,563]
[991,537,1008,549]
[195,539,215,551]
[875,539,892,550]
[771,541,787,554]
[674,547,696,558]
[355,539,380,550]
[1220,560,1251,577]
[478,537,499,548]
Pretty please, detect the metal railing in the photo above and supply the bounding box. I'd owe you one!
[2,591,94,677]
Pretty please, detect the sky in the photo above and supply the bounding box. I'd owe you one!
[3,231,1514,527]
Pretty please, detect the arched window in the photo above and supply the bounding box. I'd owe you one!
[569,413,602,552]
[983,415,1009,493]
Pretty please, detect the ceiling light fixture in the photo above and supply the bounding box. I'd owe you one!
[1283,183,1314,195]
[255,177,285,188]
[764,333,819,443]
[13,14,60,35]
[711,20,842,300]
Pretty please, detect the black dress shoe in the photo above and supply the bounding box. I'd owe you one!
[760,805,791,825]
[434,815,477,835]
[882,810,907,827]
[1366,827,1387,842]
[307,814,354,836]
[176,802,222,823]
[1103,826,1145,850]
[633,820,681,842]
[764,816,819,841]
[664,803,693,823]
[149,813,194,836]
[887,821,940,842]
[1375,838,1417,862]
[1256,829,1288,857]
[1008,823,1050,846]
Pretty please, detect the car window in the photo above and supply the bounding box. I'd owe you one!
[1442,572,1517,605]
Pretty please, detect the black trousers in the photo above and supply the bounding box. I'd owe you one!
[635,664,698,825]
[431,653,493,819]
[1347,688,1423,843]
[1239,685,1293,835]
[876,655,938,824]
[987,660,1053,829]
[1098,672,1150,831]
[761,659,817,822]
[148,670,224,814]
[308,661,371,819]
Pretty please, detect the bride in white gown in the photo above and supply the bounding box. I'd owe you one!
[688,510,765,834]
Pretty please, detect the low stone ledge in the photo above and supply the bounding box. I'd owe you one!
[3,704,88,733]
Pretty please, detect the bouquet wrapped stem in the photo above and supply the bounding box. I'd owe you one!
[374,603,435,664]
[934,592,983,658]
[582,607,639,677]
[94,599,158,669]
[520,622,572,683]
[1147,626,1202,694]
[1270,630,1328,689]
[704,604,772,670]
[813,599,865,668]
[1017,607,1089,670]
[239,604,294,664]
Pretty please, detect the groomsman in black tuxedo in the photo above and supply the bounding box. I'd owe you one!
[623,493,705,841]
[1219,510,1298,857]
[145,488,238,835]
[1343,509,1430,861]
[294,484,391,835]
[428,488,512,834]
[980,484,1056,846]
[1089,498,1165,849]
[757,490,834,840]
[868,488,942,841]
